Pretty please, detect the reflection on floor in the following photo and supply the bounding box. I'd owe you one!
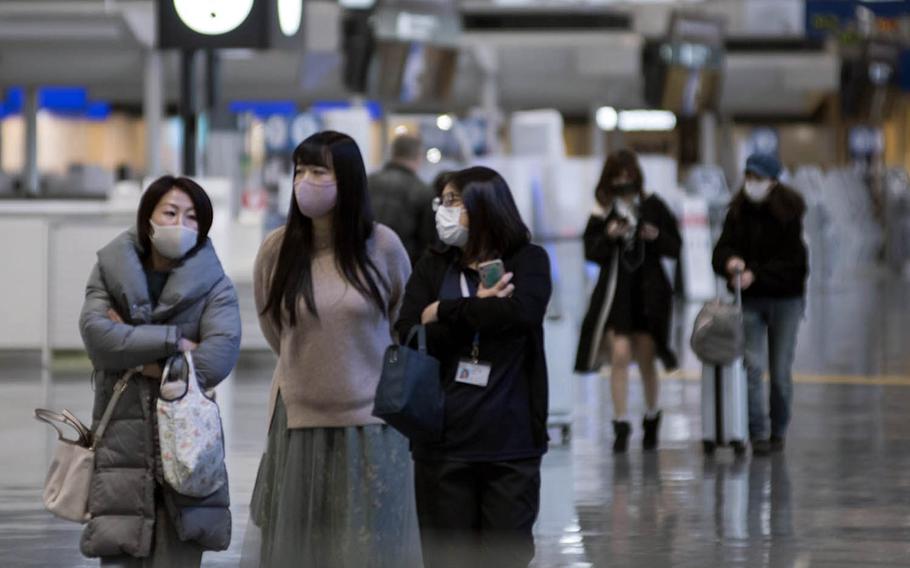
[2,279,910,567]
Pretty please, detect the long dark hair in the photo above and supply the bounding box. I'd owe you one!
[136,175,213,257]
[594,149,645,207]
[447,166,530,263]
[262,131,388,327]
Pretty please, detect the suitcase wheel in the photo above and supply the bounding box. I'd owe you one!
[702,440,717,455]
[731,441,747,456]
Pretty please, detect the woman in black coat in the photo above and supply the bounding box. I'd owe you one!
[396,166,552,568]
[574,150,681,453]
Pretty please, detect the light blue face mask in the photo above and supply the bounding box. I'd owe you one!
[435,205,468,247]
[150,221,198,259]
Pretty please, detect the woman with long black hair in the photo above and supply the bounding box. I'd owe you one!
[244,131,420,567]
[396,166,552,568]
[575,149,681,453]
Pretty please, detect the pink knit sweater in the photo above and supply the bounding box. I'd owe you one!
[254,224,411,428]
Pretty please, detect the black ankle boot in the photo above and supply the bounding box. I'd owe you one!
[642,411,662,451]
[613,421,631,453]
[769,436,785,453]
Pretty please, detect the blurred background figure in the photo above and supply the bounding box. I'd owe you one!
[575,149,681,454]
[713,153,808,456]
[369,134,437,265]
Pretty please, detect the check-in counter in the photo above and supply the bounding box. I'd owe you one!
[0,181,269,352]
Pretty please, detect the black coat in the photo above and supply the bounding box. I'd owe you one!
[574,195,681,373]
[368,163,437,265]
[395,243,552,459]
[712,183,808,299]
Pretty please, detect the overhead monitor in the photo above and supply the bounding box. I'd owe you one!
[841,40,901,122]
[643,12,725,116]
[342,0,460,102]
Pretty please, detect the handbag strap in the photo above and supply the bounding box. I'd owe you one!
[91,371,135,450]
[404,325,428,353]
[61,409,92,442]
[34,409,89,445]
[160,351,203,394]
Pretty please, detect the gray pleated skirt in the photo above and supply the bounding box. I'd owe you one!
[241,393,423,568]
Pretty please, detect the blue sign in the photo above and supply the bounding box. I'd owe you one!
[229,100,297,118]
[0,87,110,120]
[806,1,910,90]
[311,100,383,121]
[807,0,910,40]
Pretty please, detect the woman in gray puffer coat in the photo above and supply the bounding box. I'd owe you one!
[78,176,241,566]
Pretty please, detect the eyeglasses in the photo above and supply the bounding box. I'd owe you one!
[432,194,462,211]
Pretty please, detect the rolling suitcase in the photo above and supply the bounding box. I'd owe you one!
[701,357,749,455]
[698,274,748,456]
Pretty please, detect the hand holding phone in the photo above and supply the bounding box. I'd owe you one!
[477,260,514,298]
[478,259,505,289]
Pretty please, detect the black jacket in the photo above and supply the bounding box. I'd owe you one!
[368,163,436,265]
[395,243,552,461]
[712,183,808,299]
[575,195,681,373]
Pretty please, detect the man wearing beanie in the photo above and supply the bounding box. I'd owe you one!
[712,153,809,456]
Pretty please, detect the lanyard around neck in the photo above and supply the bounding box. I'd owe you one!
[459,272,481,361]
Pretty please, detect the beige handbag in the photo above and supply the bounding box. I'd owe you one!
[34,372,132,523]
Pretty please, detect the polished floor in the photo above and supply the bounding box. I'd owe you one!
[2,276,910,567]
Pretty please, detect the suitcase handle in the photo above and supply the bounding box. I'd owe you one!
[733,270,743,310]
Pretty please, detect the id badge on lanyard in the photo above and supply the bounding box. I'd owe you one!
[454,273,492,388]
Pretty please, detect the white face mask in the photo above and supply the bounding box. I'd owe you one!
[744,179,773,202]
[150,221,198,260]
[435,205,468,248]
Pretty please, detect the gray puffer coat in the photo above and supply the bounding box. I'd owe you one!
[78,228,241,558]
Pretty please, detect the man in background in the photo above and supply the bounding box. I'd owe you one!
[368,135,436,265]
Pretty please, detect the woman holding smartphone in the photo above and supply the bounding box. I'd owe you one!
[396,166,552,568]
[575,149,681,453]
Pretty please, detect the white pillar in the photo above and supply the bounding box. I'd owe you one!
[24,87,39,195]
[144,50,164,178]
[481,74,500,155]
[700,111,718,166]
[474,46,501,155]
[590,105,605,159]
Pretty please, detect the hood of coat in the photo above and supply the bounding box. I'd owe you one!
[95,227,226,324]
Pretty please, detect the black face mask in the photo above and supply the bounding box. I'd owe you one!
[612,182,638,197]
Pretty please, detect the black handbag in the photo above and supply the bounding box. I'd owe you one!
[373,325,444,443]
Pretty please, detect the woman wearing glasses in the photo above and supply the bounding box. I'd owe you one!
[396,166,552,568]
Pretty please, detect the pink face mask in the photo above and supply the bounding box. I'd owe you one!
[295,179,337,218]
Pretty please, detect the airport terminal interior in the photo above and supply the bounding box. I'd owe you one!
[2,1,910,567]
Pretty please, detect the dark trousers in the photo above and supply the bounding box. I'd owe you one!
[414,458,541,568]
